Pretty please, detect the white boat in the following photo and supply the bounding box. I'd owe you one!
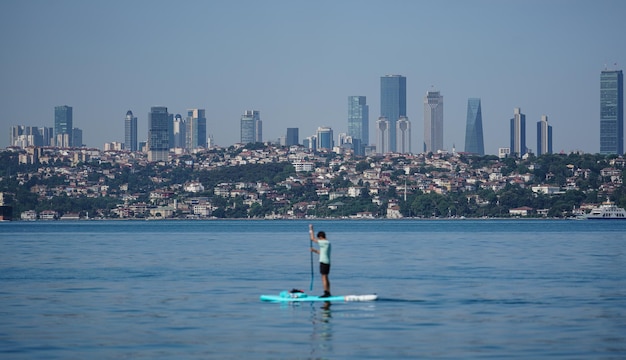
[585,201,626,220]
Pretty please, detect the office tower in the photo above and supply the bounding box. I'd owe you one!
[39,127,53,146]
[148,106,169,162]
[54,105,73,147]
[536,115,553,155]
[186,109,207,149]
[464,98,485,155]
[10,126,43,147]
[240,110,261,144]
[72,128,83,147]
[286,128,299,146]
[396,116,411,154]
[303,135,317,151]
[172,114,185,149]
[600,70,624,154]
[316,126,334,150]
[424,90,444,153]
[125,110,138,151]
[380,75,406,152]
[510,107,526,157]
[348,96,369,154]
[376,116,390,154]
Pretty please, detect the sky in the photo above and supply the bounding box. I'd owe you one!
[1,0,625,155]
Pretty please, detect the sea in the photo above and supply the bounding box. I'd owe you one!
[1,219,625,359]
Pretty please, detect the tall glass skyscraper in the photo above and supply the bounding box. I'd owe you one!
[286,128,299,146]
[316,126,334,150]
[173,114,185,149]
[54,105,73,147]
[186,109,207,149]
[148,106,169,162]
[537,115,553,155]
[600,70,623,155]
[424,91,444,153]
[124,110,138,151]
[240,110,261,144]
[464,98,484,155]
[510,107,526,157]
[348,96,369,155]
[380,75,406,152]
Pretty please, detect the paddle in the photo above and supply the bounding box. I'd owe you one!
[309,232,314,291]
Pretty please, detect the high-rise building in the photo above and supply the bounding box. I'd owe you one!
[600,70,624,155]
[348,96,369,154]
[380,75,406,152]
[186,109,207,149]
[537,115,553,155]
[464,98,485,155]
[286,128,299,146]
[10,125,44,148]
[124,110,138,151]
[396,116,411,154]
[303,135,317,151]
[376,116,390,154]
[172,114,185,149]
[424,90,444,153]
[316,126,334,150]
[72,128,83,148]
[54,105,73,147]
[510,107,526,157]
[240,110,261,144]
[148,106,169,162]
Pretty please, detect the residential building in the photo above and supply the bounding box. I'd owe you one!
[510,107,526,157]
[464,98,485,155]
[148,106,169,162]
[124,110,138,151]
[424,90,444,153]
[600,69,623,154]
[380,75,406,152]
[537,115,553,155]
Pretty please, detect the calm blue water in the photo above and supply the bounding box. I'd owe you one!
[1,220,625,359]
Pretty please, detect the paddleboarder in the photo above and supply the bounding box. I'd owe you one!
[309,224,331,298]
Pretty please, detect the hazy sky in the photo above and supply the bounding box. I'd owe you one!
[1,0,625,154]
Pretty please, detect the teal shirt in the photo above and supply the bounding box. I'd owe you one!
[318,239,331,264]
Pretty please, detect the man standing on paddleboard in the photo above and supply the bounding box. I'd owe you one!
[309,224,331,297]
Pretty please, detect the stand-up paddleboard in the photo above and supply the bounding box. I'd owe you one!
[260,290,377,303]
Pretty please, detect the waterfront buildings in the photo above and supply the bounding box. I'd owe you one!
[124,110,138,151]
[600,70,623,155]
[510,107,527,157]
[348,96,369,155]
[537,115,553,155]
[186,109,207,149]
[396,116,411,154]
[380,75,406,153]
[54,105,73,147]
[424,90,444,153]
[240,110,262,144]
[148,106,169,162]
[464,98,485,155]
[376,116,390,154]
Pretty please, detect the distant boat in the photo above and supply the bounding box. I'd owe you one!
[585,201,626,220]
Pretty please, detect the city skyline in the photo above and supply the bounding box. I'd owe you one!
[1,1,625,154]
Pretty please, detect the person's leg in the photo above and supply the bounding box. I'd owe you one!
[321,274,330,294]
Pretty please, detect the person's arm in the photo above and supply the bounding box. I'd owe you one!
[309,224,318,243]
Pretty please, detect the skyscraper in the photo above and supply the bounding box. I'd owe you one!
[186,109,207,149]
[464,98,485,155]
[537,115,553,156]
[600,70,624,155]
[424,91,444,153]
[240,110,261,144]
[348,96,369,155]
[396,116,411,154]
[376,117,390,154]
[72,128,83,148]
[54,105,73,147]
[173,114,185,149]
[148,106,169,162]
[316,126,334,150]
[286,128,299,146]
[510,107,526,157]
[125,110,138,151]
[380,75,406,152]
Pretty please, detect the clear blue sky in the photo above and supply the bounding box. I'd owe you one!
[1,0,625,154]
